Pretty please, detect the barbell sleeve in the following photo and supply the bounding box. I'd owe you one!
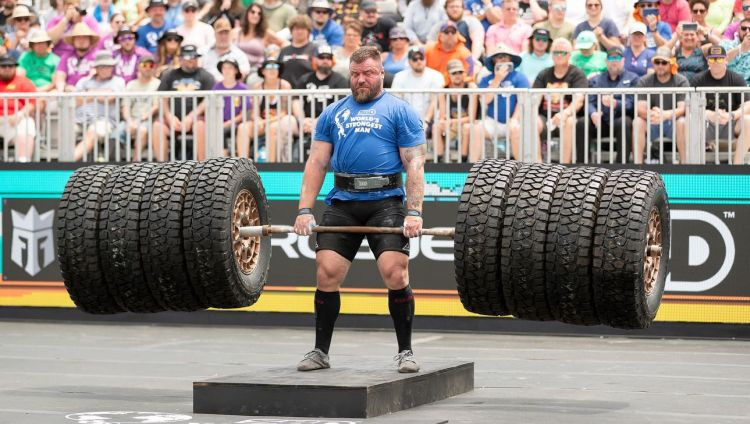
[239,225,456,238]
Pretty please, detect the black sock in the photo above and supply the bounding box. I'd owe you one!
[388,286,415,352]
[314,290,340,354]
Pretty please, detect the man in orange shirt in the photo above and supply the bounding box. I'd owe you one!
[0,54,37,162]
[425,21,475,84]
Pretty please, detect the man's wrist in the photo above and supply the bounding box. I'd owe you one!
[298,207,313,215]
[406,209,422,217]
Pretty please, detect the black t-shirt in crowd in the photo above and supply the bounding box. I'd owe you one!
[157,67,216,119]
[279,43,315,88]
[295,70,349,118]
[532,65,588,115]
[361,17,396,53]
[690,69,747,111]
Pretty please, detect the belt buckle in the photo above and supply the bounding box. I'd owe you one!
[354,176,387,190]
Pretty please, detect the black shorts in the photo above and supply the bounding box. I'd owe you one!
[315,197,410,262]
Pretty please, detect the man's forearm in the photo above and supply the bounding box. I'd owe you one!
[403,145,426,212]
[298,154,327,209]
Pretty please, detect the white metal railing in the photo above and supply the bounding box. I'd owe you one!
[1,87,749,165]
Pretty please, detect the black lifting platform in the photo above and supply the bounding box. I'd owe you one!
[193,360,474,418]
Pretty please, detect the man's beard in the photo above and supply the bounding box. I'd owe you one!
[317,64,332,75]
[0,72,13,81]
[352,80,381,103]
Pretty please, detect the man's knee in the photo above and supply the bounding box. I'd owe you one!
[378,253,408,290]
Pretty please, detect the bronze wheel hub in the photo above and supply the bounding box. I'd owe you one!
[232,189,260,275]
[643,207,662,296]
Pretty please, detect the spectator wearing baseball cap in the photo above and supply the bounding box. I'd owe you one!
[114,26,152,84]
[433,58,482,163]
[485,0,534,55]
[360,0,397,53]
[153,43,215,162]
[571,30,608,77]
[18,31,59,91]
[518,27,553,82]
[137,0,174,54]
[632,0,672,50]
[309,0,344,47]
[177,0,215,55]
[624,22,655,77]
[403,0,447,44]
[428,0,484,63]
[202,17,251,83]
[383,26,410,75]
[260,0,298,33]
[0,53,37,162]
[121,54,161,162]
[426,20,475,84]
[392,45,445,135]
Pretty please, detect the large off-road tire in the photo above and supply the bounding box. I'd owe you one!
[183,157,271,308]
[56,165,123,314]
[545,167,610,325]
[455,159,519,316]
[500,162,565,321]
[592,170,670,329]
[140,160,207,312]
[99,163,166,313]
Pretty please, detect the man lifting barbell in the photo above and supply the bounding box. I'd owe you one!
[293,46,427,373]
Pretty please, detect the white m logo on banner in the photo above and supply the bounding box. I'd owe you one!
[10,205,55,277]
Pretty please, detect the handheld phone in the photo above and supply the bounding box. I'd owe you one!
[643,8,659,18]
[495,62,514,73]
[683,22,698,32]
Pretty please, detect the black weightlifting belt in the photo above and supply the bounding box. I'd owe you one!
[334,172,403,192]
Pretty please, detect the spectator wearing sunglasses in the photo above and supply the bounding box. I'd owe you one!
[428,0,484,63]
[724,0,750,40]
[426,21,474,84]
[633,0,673,49]
[534,0,574,42]
[113,26,151,83]
[723,18,750,84]
[573,0,622,51]
[688,0,721,40]
[434,59,482,163]
[705,0,734,34]
[659,0,690,32]
[120,54,160,161]
[155,29,182,77]
[96,12,125,53]
[391,46,445,137]
[519,27,553,82]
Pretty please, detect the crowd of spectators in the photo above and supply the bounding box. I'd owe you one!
[0,0,750,163]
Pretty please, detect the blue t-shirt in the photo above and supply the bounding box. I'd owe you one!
[645,22,672,51]
[136,22,173,54]
[312,19,344,47]
[478,70,530,123]
[624,47,654,77]
[314,92,425,203]
[465,0,502,31]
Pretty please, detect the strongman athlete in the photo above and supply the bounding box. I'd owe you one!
[293,46,426,373]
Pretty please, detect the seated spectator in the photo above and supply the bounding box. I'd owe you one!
[235,3,287,81]
[485,0,534,54]
[121,54,160,161]
[309,0,344,47]
[333,20,362,78]
[199,0,244,27]
[518,27,553,82]
[360,0,396,53]
[633,0,673,49]
[46,0,100,58]
[202,18,251,82]
[725,0,750,40]
[534,0,574,42]
[213,56,252,154]
[723,18,750,84]
[113,26,151,83]
[576,46,639,163]
[177,0,215,55]
[153,44,215,161]
[53,23,100,91]
[0,0,13,31]
[689,0,722,40]
[392,46,445,134]
[382,26,410,75]
[96,12,125,53]
[236,58,295,162]
[673,22,709,80]
[632,46,688,163]
[278,14,315,87]
[114,0,144,26]
[0,53,36,162]
[259,0,297,33]
[624,22,655,76]
[518,0,550,25]
[155,29,182,77]
[602,0,635,32]
[19,31,59,91]
[573,0,621,51]
[73,50,126,161]
[533,38,588,163]
[164,0,184,28]
[571,30,608,76]
[428,0,484,62]
[465,0,502,32]
[137,0,173,54]
[659,0,691,32]
[691,45,750,164]
[89,0,116,34]
[426,21,474,83]
[6,6,33,57]
[706,0,734,34]
[404,0,447,44]
[434,59,482,162]
[479,47,531,160]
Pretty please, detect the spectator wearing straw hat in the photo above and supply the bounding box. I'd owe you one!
[137,0,174,54]
[309,0,344,47]
[46,0,100,58]
[53,22,100,90]
[18,31,59,91]
[201,17,250,82]
[114,26,151,83]
[6,6,34,56]
[425,21,474,84]
[72,49,126,161]
[0,53,37,162]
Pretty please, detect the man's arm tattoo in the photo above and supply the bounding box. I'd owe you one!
[403,145,426,211]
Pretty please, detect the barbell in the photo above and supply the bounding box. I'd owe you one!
[56,157,670,329]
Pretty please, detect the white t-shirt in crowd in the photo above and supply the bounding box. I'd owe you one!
[391,66,445,119]
[177,22,216,54]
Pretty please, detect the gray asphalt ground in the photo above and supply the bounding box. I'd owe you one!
[1,320,749,424]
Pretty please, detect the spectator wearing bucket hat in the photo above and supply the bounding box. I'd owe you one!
[433,58,482,163]
[114,26,151,83]
[121,54,161,161]
[53,22,100,90]
[426,20,474,84]
[571,30,608,76]
[201,17,251,82]
[518,27,553,82]
[478,44,530,161]
[46,0,101,58]
[0,53,37,162]
[360,0,396,53]
[212,55,252,153]
[155,28,182,76]
[137,0,174,54]
[153,44,215,161]
[428,0,484,62]
[309,0,344,47]
[18,30,59,91]
[72,49,126,161]
[485,0,534,55]
[260,0,298,33]
[403,0,447,44]
[624,22,655,76]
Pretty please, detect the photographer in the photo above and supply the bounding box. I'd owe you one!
[46,0,100,57]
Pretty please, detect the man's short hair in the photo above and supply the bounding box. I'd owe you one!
[350,46,382,65]
[288,14,313,32]
[550,37,572,51]
[344,20,363,35]
[444,0,463,9]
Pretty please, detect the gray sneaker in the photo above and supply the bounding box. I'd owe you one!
[394,350,420,373]
[297,348,330,371]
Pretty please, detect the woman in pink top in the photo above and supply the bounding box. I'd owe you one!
[485,0,533,54]
[235,3,287,73]
[659,0,691,32]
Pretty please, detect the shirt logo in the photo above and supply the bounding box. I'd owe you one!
[334,108,351,137]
